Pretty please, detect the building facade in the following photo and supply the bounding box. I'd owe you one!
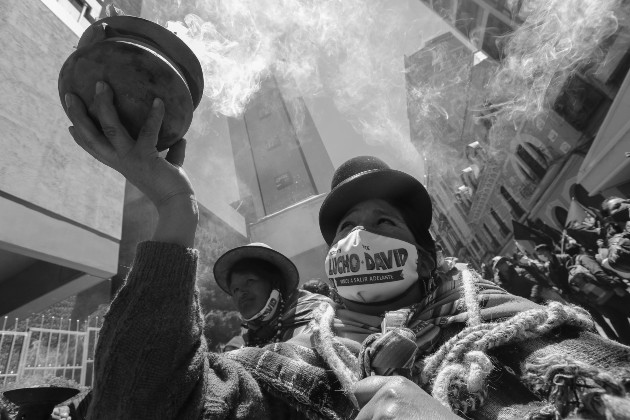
[411,0,630,265]
[228,75,335,284]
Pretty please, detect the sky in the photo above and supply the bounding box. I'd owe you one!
[157,0,452,183]
[144,0,454,215]
[302,1,451,179]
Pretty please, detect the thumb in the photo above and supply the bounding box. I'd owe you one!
[165,138,187,167]
[353,376,392,408]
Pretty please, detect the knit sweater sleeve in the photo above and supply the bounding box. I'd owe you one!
[86,241,266,420]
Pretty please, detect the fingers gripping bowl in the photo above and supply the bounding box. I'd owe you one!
[58,16,204,151]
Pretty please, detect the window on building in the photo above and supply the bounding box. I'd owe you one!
[515,160,537,183]
[64,0,103,23]
[461,167,478,189]
[482,13,513,61]
[498,0,522,21]
[274,172,294,190]
[607,50,630,91]
[455,1,481,42]
[433,0,456,24]
[516,143,547,180]
[500,186,525,218]
[475,234,488,249]
[455,185,473,213]
[265,135,282,150]
[454,200,468,218]
[553,75,607,131]
[483,224,501,249]
[490,208,511,236]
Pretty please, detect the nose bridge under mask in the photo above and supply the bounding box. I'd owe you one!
[349,226,365,246]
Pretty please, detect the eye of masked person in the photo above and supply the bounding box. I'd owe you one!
[336,216,397,234]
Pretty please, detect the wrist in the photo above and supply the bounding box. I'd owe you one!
[155,192,198,215]
[152,193,199,248]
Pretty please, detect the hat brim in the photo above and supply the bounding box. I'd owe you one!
[319,169,432,245]
[492,257,508,271]
[213,246,300,295]
[602,258,630,279]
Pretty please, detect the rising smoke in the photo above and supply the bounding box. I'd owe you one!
[486,0,624,127]
[150,0,627,178]
[154,0,423,164]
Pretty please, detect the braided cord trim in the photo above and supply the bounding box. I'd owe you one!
[421,302,594,414]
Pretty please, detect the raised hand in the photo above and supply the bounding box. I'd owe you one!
[65,81,198,247]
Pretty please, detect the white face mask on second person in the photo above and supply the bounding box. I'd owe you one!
[325,227,420,303]
[242,289,281,323]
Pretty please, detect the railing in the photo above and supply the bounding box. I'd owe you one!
[0,315,101,388]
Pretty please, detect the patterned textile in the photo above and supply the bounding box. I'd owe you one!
[282,290,333,329]
[245,290,333,344]
[334,264,539,357]
[225,343,357,420]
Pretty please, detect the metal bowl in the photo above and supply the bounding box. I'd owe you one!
[3,387,79,420]
[58,16,204,151]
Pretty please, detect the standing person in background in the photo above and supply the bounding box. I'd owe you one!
[514,251,567,304]
[535,244,571,295]
[492,256,538,300]
[565,242,630,345]
[480,262,494,281]
[214,243,331,350]
[536,243,621,340]
[601,197,630,234]
[602,233,630,284]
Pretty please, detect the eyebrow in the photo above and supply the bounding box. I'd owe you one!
[373,207,405,221]
[342,207,405,221]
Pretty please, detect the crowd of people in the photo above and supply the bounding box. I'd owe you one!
[51,82,630,419]
[481,197,630,346]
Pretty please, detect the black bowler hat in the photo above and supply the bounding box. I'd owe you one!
[213,243,299,296]
[319,156,433,247]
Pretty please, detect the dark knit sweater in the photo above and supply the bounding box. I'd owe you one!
[87,241,268,419]
[86,241,355,420]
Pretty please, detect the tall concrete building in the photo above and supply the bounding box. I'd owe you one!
[410,1,630,264]
[228,76,335,283]
[228,76,333,224]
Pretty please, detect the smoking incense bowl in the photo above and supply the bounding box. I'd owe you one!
[2,387,79,420]
[58,16,204,151]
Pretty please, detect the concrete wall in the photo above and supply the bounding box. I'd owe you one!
[0,0,130,319]
[0,1,124,276]
[0,0,125,241]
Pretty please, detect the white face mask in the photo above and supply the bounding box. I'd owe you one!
[325,227,420,303]
[242,289,281,322]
